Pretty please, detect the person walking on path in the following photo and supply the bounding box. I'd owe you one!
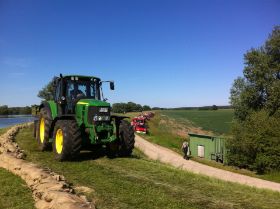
[181,141,189,160]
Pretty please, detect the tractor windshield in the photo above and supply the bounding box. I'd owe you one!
[66,79,100,101]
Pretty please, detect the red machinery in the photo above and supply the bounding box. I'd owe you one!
[135,124,147,134]
[131,117,147,134]
[130,112,154,134]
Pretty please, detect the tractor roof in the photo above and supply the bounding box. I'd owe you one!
[63,75,101,80]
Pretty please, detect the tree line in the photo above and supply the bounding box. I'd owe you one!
[112,102,151,113]
[227,26,280,173]
[0,105,32,115]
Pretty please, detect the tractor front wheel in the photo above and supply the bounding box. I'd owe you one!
[106,120,135,158]
[118,120,135,156]
[53,120,82,161]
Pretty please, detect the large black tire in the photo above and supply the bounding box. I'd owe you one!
[118,120,135,156]
[53,120,82,161]
[37,107,52,151]
[106,141,119,158]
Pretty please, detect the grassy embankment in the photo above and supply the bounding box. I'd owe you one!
[13,125,280,209]
[0,128,35,209]
[0,127,10,135]
[139,110,280,183]
[0,168,35,209]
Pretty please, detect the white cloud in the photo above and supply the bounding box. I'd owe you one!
[1,57,28,68]
[8,72,25,76]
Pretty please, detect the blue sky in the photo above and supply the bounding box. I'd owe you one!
[0,0,279,108]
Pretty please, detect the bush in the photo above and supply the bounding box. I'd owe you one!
[227,110,280,173]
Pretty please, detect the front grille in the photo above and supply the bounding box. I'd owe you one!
[87,106,110,124]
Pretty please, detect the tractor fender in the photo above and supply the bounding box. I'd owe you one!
[39,101,58,120]
[111,115,130,125]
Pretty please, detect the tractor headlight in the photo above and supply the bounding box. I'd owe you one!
[89,106,111,123]
[99,107,109,113]
[93,115,110,121]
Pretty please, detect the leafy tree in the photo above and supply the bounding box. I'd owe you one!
[228,26,280,172]
[212,105,218,110]
[0,105,9,115]
[227,110,280,173]
[37,78,55,101]
[143,105,151,111]
[112,102,150,113]
[0,105,32,115]
[230,26,280,120]
[112,103,127,113]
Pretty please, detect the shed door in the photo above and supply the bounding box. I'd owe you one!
[197,145,205,158]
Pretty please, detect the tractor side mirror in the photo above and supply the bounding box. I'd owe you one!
[110,81,115,90]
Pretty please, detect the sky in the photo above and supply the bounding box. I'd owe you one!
[0,0,279,108]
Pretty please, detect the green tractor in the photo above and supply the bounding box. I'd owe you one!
[34,74,135,161]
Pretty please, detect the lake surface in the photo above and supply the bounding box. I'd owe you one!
[0,115,36,128]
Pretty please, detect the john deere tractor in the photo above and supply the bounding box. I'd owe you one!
[34,74,135,161]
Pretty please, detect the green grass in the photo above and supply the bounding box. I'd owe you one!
[191,157,280,183]
[161,109,234,134]
[0,127,10,135]
[261,172,280,183]
[0,168,35,209]
[14,125,280,209]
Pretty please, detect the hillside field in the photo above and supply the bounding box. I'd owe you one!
[135,110,280,183]
[160,109,234,134]
[7,125,280,209]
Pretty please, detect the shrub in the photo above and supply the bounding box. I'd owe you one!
[227,110,280,173]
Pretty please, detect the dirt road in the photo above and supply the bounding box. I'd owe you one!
[135,135,280,193]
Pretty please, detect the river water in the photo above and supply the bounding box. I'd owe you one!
[0,115,36,128]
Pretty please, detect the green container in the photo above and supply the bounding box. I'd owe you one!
[188,133,227,163]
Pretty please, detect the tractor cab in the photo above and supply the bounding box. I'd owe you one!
[53,75,114,114]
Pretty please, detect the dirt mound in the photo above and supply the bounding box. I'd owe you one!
[0,124,95,209]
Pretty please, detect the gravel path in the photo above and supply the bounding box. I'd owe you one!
[135,135,280,192]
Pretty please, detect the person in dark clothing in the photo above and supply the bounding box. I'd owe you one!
[181,141,189,160]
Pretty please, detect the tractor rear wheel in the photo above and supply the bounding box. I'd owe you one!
[118,120,135,156]
[53,120,82,161]
[37,107,52,151]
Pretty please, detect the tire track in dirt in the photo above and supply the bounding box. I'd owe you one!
[135,135,280,193]
[0,124,95,209]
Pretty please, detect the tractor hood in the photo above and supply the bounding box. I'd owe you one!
[76,99,110,107]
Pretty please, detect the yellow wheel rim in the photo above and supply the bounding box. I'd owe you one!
[55,129,63,154]
[40,118,45,143]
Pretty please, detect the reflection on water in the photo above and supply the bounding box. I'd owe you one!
[0,115,36,128]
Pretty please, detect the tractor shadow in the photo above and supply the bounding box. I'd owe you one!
[74,148,141,162]
[76,148,106,161]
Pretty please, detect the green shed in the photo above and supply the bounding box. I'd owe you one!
[188,133,227,163]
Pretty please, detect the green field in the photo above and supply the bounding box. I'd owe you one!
[11,125,280,209]
[160,109,234,134]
